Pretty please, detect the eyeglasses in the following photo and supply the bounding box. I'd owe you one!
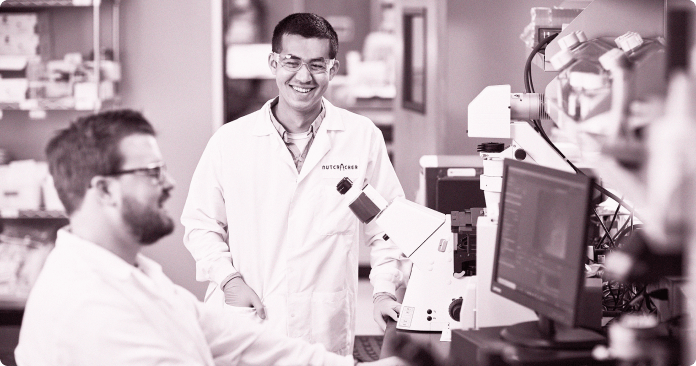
[272,52,335,74]
[110,162,168,185]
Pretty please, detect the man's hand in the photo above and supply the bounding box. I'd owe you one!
[373,293,401,331]
[222,277,266,319]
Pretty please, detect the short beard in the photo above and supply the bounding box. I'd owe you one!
[121,195,175,244]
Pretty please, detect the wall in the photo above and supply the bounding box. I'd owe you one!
[118,0,213,299]
[392,0,447,201]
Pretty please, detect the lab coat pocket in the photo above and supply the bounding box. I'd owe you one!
[223,305,264,324]
[318,177,356,236]
[311,289,351,355]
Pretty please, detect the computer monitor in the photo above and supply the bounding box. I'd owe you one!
[491,159,604,349]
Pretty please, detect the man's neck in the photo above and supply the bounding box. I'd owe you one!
[273,100,321,133]
[70,212,140,266]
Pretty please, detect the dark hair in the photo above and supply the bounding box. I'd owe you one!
[272,13,339,59]
[45,109,156,215]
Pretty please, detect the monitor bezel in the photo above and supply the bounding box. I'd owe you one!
[490,159,594,328]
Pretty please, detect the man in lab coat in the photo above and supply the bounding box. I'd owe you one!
[14,109,405,366]
[182,13,407,355]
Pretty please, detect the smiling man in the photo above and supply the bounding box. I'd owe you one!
[182,13,407,356]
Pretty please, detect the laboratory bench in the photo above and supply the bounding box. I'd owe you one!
[379,320,616,366]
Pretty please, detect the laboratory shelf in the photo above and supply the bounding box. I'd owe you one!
[0,210,67,219]
[0,97,119,112]
[0,0,91,7]
[0,0,121,114]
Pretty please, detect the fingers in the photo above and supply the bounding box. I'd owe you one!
[383,300,401,321]
[250,294,266,319]
[222,281,256,308]
[375,314,387,331]
[384,307,399,322]
[374,306,387,330]
[374,298,402,331]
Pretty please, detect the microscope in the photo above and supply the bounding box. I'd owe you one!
[338,179,480,333]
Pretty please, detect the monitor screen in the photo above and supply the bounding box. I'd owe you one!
[490,159,602,349]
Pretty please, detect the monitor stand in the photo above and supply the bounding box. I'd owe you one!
[500,317,606,350]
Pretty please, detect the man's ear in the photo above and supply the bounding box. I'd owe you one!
[90,176,118,206]
[268,53,278,76]
[328,60,340,81]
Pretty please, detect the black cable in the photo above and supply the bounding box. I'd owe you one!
[521,30,645,245]
[598,203,622,246]
[621,284,639,311]
[613,223,643,248]
[533,118,584,175]
[521,31,640,217]
[593,208,616,247]
[524,32,558,94]
[606,280,620,310]
[592,183,639,221]
[521,31,590,176]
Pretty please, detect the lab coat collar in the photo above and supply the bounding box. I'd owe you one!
[321,98,346,131]
[252,97,345,137]
[55,228,162,282]
[298,98,346,180]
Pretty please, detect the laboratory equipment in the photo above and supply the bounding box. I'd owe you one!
[464,0,695,362]
[393,211,477,333]
[490,158,603,349]
[417,155,485,215]
[344,184,478,332]
[468,85,575,174]
[468,86,576,223]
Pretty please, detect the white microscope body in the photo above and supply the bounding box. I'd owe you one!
[346,186,476,332]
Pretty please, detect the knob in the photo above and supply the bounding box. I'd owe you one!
[335,177,353,195]
[427,316,433,321]
[514,148,527,160]
[449,297,464,322]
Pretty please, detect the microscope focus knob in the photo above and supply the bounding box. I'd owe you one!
[448,297,463,322]
[514,148,527,160]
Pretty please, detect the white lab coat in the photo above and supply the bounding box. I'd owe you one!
[15,229,353,366]
[182,98,406,355]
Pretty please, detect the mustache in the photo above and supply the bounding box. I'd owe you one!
[158,189,172,204]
